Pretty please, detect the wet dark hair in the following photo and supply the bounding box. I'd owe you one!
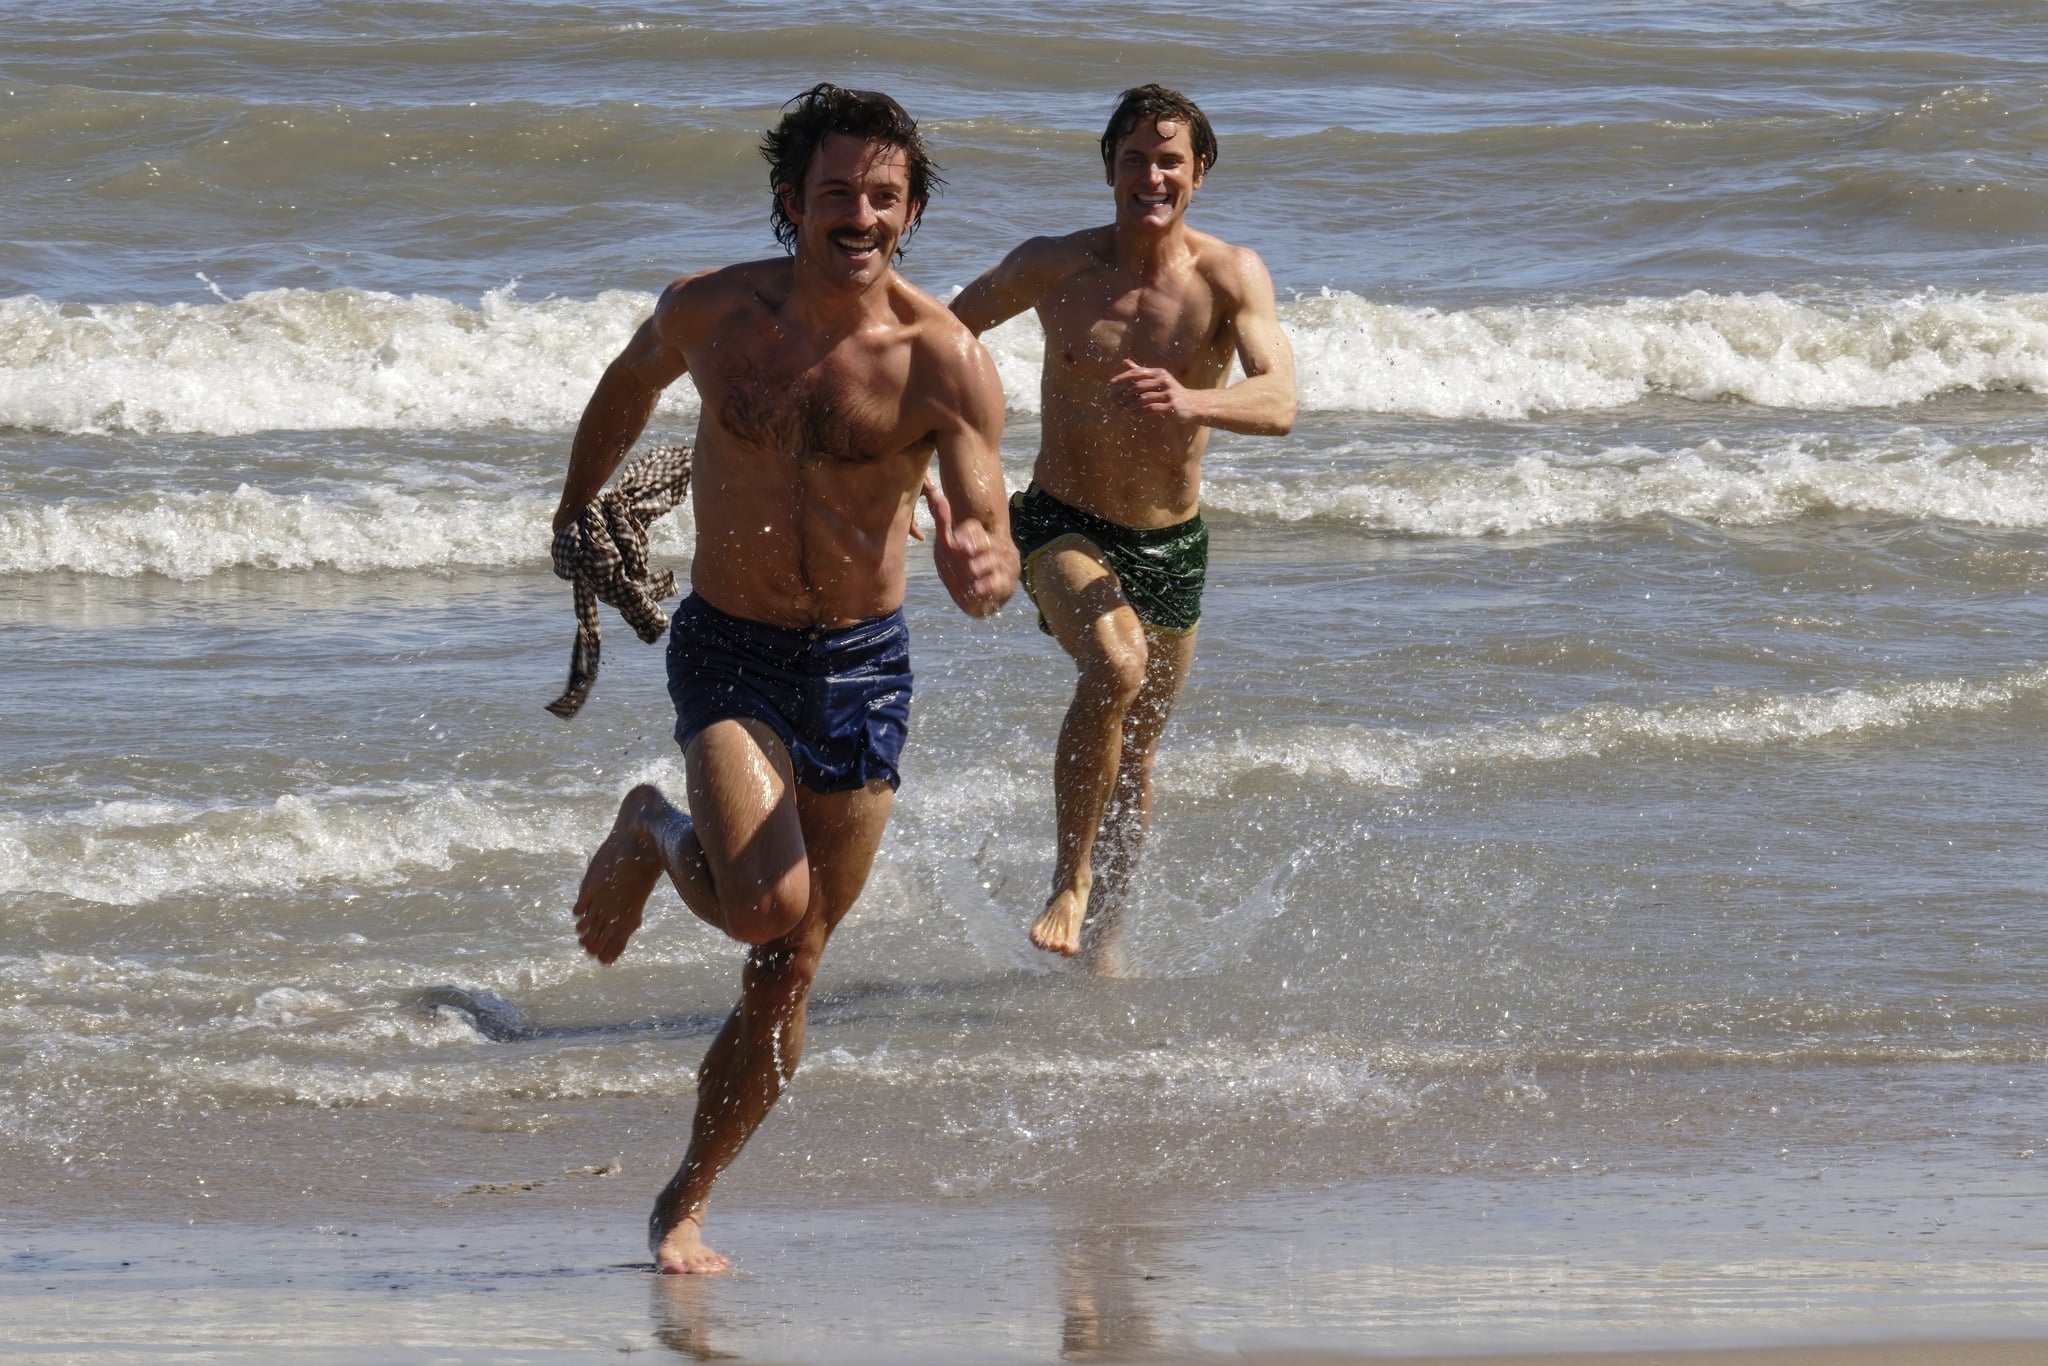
[1099,84,1218,179]
[761,83,942,256]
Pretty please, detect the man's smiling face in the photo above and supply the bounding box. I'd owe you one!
[784,133,919,287]
[1109,117,1203,232]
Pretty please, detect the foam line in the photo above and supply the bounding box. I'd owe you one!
[5,285,2045,435]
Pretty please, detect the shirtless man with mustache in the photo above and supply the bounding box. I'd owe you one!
[952,85,1296,972]
[556,84,1016,1273]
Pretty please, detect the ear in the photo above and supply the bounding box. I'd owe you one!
[777,181,803,226]
[906,197,925,233]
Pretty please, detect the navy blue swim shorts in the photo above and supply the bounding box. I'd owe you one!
[666,593,913,794]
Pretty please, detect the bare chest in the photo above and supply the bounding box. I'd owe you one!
[1041,274,1228,382]
[705,343,916,467]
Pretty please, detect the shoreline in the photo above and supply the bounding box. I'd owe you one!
[1279,1349,2048,1366]
[10,1175,2048,1364]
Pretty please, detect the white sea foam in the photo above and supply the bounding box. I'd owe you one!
[181,1052,695,1108]
[0,784,596,906]
[1283,287,2048,419]
[818,1040,1414,1126]
[10,670,2033,910]
[5,285,2045,436]
[153,1034,1416,1113]
[1203,434,2048,535]
[11,432,2039,580]
[0,485,663,578]
[0,284,691,436]
[120,1025,2044,1112]
[1167,665,2048,796]
[220,986,495,1050]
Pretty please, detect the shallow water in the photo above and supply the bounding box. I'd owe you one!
[6,2,2048,1355]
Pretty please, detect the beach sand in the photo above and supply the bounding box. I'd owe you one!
[1364,1350,2048,1365]
[10,1159,2048,1363]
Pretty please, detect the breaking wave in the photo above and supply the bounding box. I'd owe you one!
[5,284,2046,436]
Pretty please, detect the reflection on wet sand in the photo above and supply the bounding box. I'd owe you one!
[1059,1217,1166,1361]
[640,1207,1177,1362]
[652,1272,739,1361]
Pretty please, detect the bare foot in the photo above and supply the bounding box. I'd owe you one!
[652,1212,729,1275]
[1030,886,1088,956]
[573,784,678,964]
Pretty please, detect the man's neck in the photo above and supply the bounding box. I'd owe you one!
[1108,219,1193,281]
[782,255,896,341]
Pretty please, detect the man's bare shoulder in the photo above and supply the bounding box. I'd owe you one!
[653,258,790,336]
[1001,228,1115,293]
[1186,230,1277,309]
[887,275,1002,408]
[1018,227,1114,267]
[888,274,976,353]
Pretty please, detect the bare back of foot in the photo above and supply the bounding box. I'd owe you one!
[573,784,679,964]
[652,1212,730,1275]
[1029,886,1088,956]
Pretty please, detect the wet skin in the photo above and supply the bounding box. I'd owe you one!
[556,129,1017,1272]
[951,113,1297,965]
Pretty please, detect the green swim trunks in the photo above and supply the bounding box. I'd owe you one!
[1009,482,1208,635]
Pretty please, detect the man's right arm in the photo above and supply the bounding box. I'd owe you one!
[949,237,1063,336]
[922,324,1017,618]
[551,276,700,531]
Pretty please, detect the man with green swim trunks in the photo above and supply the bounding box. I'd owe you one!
[953,84,1296,970]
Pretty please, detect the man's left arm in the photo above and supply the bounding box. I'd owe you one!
[922,329,1019,618]
[1111,247,1298,436]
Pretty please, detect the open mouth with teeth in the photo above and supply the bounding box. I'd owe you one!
[831,230,882,259]
[1132,192,1174,213]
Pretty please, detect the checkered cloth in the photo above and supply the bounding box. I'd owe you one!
[545,443,693,719]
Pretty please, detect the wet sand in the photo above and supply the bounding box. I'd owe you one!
[1355,1350,2048,1365]
[9,1181,2048,1364]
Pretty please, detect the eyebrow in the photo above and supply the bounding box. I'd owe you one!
[812,173,905,189]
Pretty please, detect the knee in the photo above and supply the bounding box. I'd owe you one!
[720,865,809,946]
[725,896,806,946]
[620,782,682,836]
[1080,638,1147,712]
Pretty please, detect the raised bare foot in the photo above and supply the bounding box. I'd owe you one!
[652,1212,729,1275]
[1030,886,1088,956]
[573,784,677,964]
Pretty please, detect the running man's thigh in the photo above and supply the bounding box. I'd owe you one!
[1030,537,1148,669]
[684,716,807,906]
[791,777,897,936]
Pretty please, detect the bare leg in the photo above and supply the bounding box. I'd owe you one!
[572,718,812,963]
[1080,626,1197,976]
[573,786,708,964]
[1027,540,1148,957]
[647,776,895,1273]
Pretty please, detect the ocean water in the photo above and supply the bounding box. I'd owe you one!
[8,1,2048,1358]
